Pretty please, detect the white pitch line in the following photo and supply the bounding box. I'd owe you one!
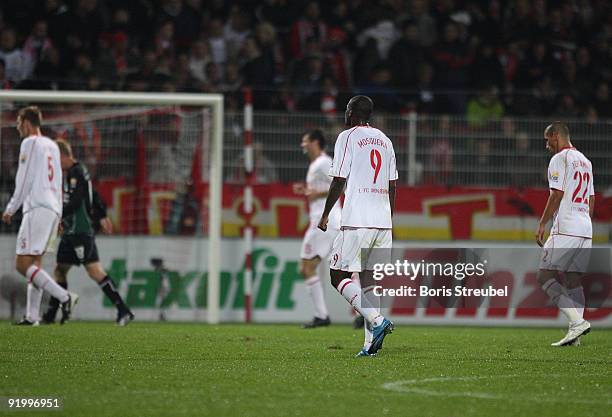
[382,375,612,405]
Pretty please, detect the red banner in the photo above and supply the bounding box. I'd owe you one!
[97,181,611,241]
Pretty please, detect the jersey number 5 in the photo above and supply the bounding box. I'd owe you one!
[572,171,590,204]
[48,156,54,182]
[370,149,382,184]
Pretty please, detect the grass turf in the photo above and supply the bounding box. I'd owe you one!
[0,322,610,417]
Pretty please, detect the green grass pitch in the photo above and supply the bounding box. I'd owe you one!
[1,322,610,417]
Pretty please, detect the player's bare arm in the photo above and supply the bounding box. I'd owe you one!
[2,212,12,224]
[389,180,397,216]
[536,189,563,247]
[589,195,595,218]
[318,177,345,231]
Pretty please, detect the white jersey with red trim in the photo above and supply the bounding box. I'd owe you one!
[4,135,62,217]
[547,147,593,238]
[329,125,398,228]
[306,153,341,227]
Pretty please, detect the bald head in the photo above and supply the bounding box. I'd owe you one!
[544,122,570,140]
[345,95,373,127]
[544,121,572,155]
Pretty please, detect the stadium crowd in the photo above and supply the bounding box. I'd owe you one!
[1,0,612,119]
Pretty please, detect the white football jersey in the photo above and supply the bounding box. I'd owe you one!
[4,135,62,217]
[547,147,593,238]
[306,153,340,228]
[329,125,398,228]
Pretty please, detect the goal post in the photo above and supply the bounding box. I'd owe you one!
[0,90,223,324]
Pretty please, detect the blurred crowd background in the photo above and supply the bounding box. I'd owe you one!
[1,0,612,119]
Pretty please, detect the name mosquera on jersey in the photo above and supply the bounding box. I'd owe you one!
[357,137,388,149]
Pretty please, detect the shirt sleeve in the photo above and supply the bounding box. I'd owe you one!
[62,166,89,218]
[547,154,566,192]
[316,158,333,190]
[329,131,352,178]
[589,168,595,196]
[4,139,34,215]
[389,145,398,181]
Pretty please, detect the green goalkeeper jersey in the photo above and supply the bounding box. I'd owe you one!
[62,161,94,236]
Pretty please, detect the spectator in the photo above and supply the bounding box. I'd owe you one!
[593,81,612,118]
[469,139,501,186]
[67,52,94,90]
[320,76,340,121]
[290,1,328,59]
[292,52,327,111]
[469,42,504,90]
[221,61,243,96]
[22,20,53,79]
[203,62,222,93]
[155,21,175,61]
[241,36,275,107]
[0,59,12,89]
[255,22,284,85]
[409,0,437,47]
[359,65,401,113]
[224,6,250,61]
[0,28,28,83]
[424,116,453,185]
[188,39,212,83]
[388,20,426,92]
[513,75,557,116]
[356,12,399,62]
[508,132,541,188]
[173,52,199,92]
[514,41,552,89]
[157,0,201,50]
[407,63,440,114]
[255,0,296,34]
[207,18,228,67]
[432,22,474,113]
[324,27,351,90]
[466,86,504,127]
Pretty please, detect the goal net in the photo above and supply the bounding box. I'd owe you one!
[0,91,223,323]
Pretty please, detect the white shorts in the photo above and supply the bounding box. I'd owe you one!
[330,228,392,272]
[16,208,60,256]
[539,234,592,273]
[300,224,339,260]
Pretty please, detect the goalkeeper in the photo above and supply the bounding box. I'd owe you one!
[42,139,134,325]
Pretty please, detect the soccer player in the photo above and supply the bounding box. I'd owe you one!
[318,96,397,356]
[2,106,77,325]
[41,139,134,326]
[293,129,341,328]
[536,122,593,346]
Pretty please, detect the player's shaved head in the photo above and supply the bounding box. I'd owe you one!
[56,138,73,157]
[544,122,570,139]
[544,121,572,155]
[346,95,373,126]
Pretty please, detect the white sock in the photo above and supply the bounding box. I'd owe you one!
[567,286,585,320]
[542,279,581,324]
[363,283,378,349]
[352,272,361,286]
[26,283,42,322]
[305,276,328,319]
[27,265,69,303]
[336,278,383,327]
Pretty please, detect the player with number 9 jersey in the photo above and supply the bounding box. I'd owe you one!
[329,125,398,229]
